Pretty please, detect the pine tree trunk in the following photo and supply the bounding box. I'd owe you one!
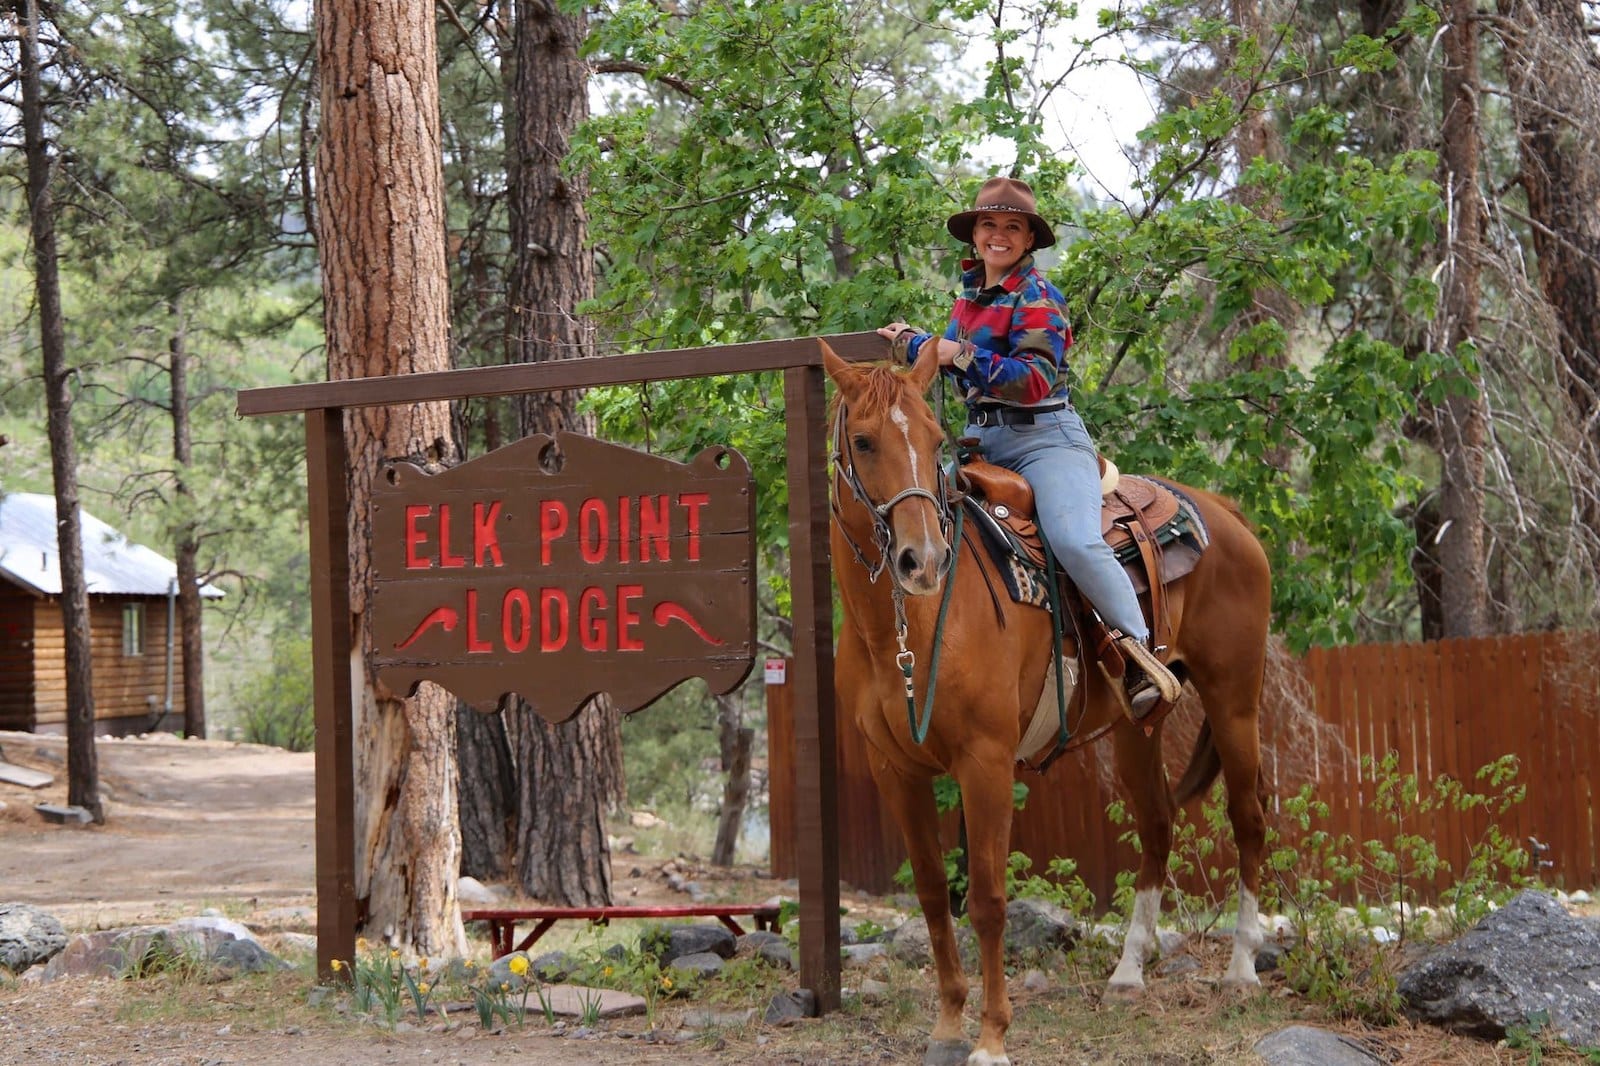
[457,704,514,880]
[499,0,625,904]
[22,0,101,822]
[168,303,206,739]
[1432,0,1490,638]
[316,0,463,955]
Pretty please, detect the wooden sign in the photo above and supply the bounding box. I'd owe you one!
[370,432,756,720]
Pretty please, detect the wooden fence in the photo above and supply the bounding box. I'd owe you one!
[767,632,1599,907]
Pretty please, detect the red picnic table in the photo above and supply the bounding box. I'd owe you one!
[462,903,785,958]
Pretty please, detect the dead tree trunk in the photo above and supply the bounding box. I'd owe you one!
[1496,0,1600,532]
[316,0,463,955]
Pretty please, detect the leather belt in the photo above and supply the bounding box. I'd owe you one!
[969,403,1066,428]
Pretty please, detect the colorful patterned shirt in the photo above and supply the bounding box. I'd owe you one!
[906,255,1073,407]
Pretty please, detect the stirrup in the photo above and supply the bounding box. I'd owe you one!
[1116,635,1181,707]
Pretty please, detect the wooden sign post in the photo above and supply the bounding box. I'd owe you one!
[237,331,885,1012]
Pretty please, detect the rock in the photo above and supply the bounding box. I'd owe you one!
[842,943,887,967]
[31,916,285,981]
[530,950,575,981]
[34,804,92,825]
[1255,940,1286,973]
[456,877,502,904]
[857,977,892,1002]
[888,916,976,967]
[0,903,67,975]
[735,930,785,954]
[682,1007,756,1028]
[1154,954,1202,978]
[755,941,793,970]
[487,951,535,991]
[0,761,52,789]
[655,923,735,964]
[274,932,317,955]
[763,988,816,1025]
[668,951,725,978]
[1397,889,1600,1046]
[1254,1025,1388,1065]
[1004,899,1080,955]
[537,984,646,1019]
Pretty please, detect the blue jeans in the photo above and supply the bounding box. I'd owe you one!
[970,407,1150,642]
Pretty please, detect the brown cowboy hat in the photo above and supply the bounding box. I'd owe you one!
[946,176,1056,250]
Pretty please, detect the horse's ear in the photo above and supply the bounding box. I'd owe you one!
[908,337,941,393]
[820,340,852,386]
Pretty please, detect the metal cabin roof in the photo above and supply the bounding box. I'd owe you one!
[0,492,225,600]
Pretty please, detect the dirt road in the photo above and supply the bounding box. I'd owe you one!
[0,732,831,1066]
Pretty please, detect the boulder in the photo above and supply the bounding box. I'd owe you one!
[1397,890,1600,1046]
[0,903,67,975]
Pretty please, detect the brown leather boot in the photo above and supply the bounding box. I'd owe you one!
[1115,636,1181,720]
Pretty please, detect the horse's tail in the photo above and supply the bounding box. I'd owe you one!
[1172,718,1221,807]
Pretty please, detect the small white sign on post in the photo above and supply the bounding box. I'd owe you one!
[764,657,787,685]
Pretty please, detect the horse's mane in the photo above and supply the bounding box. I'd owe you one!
[828,361,919,420]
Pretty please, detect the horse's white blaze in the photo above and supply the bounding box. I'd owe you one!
[1109,887,1161,988]
[888,401,943,584]
[1225,885,1264,986]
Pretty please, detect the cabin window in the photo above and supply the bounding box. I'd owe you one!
[122,603,145,657]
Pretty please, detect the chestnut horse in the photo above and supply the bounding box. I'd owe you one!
[824,342,1271,1066]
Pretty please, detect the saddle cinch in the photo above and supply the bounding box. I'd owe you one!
[953,454,1210,671]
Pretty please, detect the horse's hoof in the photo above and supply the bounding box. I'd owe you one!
[1103,979,1145,1004]
[966,1049,1011,1066]
[1220,975,1263,997]
[924,1038,972,1066]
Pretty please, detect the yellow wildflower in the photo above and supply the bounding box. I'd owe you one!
[418,982,431,996]
[500,982,510,992]
[508,955,530,977]
[356,937,370,953]
[602,965,613,978]
[389,948,400,960]
[330,959,345,972]
[661,976,673,989]
[419,957,429,971]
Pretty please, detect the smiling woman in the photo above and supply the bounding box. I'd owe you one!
[876,175,1180,718]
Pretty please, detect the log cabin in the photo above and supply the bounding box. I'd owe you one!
[0,492,223,736]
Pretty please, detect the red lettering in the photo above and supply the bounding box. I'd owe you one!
[539,501,569,565]
[617,584,644,651]
[579,587,608,651]
[540,589,568,651]
[618,496,632,564]
[475,501,504,567]
[678,492,709,562]
[439,503,467,568]
[405,505,432,569]
[639,495,670,561]
[579,498,609,565]
[502,588,531,653]
[464,589,492,653]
